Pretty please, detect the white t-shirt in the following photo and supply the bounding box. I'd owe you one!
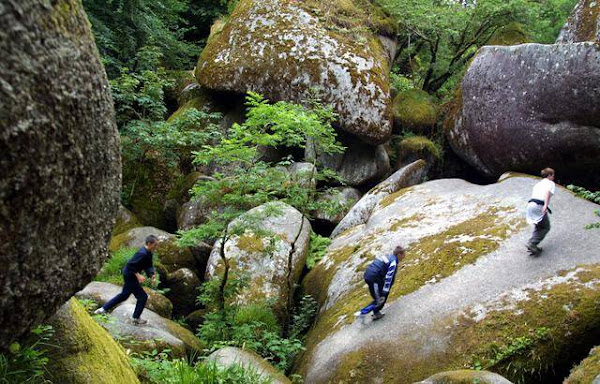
[531,178,555,201]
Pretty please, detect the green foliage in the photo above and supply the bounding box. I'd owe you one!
[132,349,272,384]
[567,185,600,229]
[178,93,346,247]
[196,276,304,372]
[0,326,54,384]
[306,232,332,269]
[83,0,200,76]
[380,0,577,96]
[289,295,319,340]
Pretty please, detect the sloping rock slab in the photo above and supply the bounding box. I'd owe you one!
[207,347,291,384]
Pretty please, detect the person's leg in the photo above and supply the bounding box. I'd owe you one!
[359,280,379,315]
[131,281,148,319]
[373,280,386,316]
[529,214,551,249]
[102,275,133,311]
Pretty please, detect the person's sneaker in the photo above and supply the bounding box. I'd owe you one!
[93,307,106,315]
[131,317,148,325]
[354,311,365,317]
[372,312,385,321]
[526,244,542,255]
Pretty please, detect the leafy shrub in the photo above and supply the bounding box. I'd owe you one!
[289,295,318,339]
[567,185,600,229]
[132,349,272,384]
[0,325,54,384]
[94,248,138,285]
[306,232,331,269]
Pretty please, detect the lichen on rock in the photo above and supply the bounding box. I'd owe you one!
[195,0,395,145]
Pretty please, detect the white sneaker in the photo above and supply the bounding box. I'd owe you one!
[93,307,106,315]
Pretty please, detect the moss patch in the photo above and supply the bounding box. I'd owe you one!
[237,234,266,253]
[393,89,439,131]
[398,136,442,160]
[45,299,139,384]
[377,186,414,208]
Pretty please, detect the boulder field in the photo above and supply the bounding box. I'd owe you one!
[296,174,600,383]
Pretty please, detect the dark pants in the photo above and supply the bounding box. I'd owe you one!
[103,268,148,319]
[360,267,386,315]
[528,213,551,247]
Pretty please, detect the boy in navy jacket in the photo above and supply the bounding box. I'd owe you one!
[94,235,159,325]
[357,245,405,320]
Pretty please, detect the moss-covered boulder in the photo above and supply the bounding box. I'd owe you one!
[104,304,204,358]
[296,175,600,383]
[164,268,202,317]
[164,70,196,109]
[45,299,139,384]
[557,0,599,43]
[392,89,439,133]
[444,43,600,189]
[76,282,173,319]
[113,205,142,237]
[564,346,600,383]
[109,226,172,253]
[0,0,121,347]
[206,202,311,321]
[195,0,395,145]
[207,347,291,384]
[331,160,428,238]
[392,135,441,171]
[416,370,513,384]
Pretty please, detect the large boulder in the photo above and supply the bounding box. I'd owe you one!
[297,175,600,383]
[445,43,600,188]
[45,299,139,384]
[195,0,395,145]
[76,281,173,319]
[103,304,204,358]
[331,160,428,238]
[557,0,599,43]
[207,347,291,384]
[113,205,142,236]
[312,187,362,226]
[0,0,121,346]
[206,202,311,320]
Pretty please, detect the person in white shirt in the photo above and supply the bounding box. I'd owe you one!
[526,168,556,255]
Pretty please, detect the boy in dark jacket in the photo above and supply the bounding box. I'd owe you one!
[94,235,159,325]
[356,245,405,320]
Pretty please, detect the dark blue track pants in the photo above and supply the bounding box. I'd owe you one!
[102,268,148,319]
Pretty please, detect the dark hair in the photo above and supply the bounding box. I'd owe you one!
[541,168,555,178]
[145,235,159,245]
[393,246,405,256]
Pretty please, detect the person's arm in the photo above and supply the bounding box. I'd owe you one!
[382,259,398,295]
[543,190,552,214]
[135,273,146,283]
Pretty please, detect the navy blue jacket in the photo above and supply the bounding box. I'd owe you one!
[365,254,398,294]
[124,246,155,277]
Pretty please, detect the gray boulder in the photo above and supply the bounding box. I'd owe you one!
[177,196,213,231]
[289,162,317,190]
[445,43,600,188]
[206,202,311,320]
[556,0,599,43]
[331,160,428,238]
[104,304,204,358]
[207,347,291,384]
[195,0,395,145]
[298,175,600,383]
[164,268,202,317]
[0,0,121,346]
[76,281,173,319]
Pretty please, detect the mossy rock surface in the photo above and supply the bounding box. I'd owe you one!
[296,175,600,383]
[109,226,172,253]
[206,202,311,323]
[195,0,394,145]
[557,0,600,43]
[416,369,513,383]
[113,205,142,236]
[564,345,600,384]
[45,298,139,384]
[392,89,439,132]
